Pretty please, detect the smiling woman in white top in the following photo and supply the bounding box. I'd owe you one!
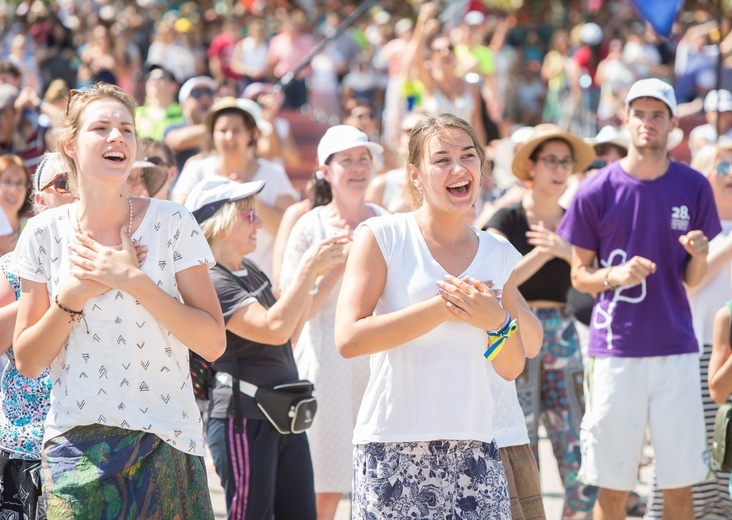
[13,82,226,519]
[335,113,525,518]
[279,125,385,520]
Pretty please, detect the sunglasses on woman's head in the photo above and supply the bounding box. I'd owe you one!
[41,173,69,193]
[65,86,97,116]
[238,208,258,223]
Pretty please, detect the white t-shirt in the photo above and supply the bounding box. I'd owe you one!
[353,212,522,444]
[237,37,269,76]
[0,210,11,236]
[488,365,530,448]
[171,156,298,277]
[15,199,214,457]
[689,220,732,349]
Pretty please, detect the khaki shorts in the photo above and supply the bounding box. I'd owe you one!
[499,444,546,520]
[580,353,708,490]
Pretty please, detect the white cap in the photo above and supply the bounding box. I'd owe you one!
[34,152,65,192]
[580,23,602,45]
[625,78,677,116]
[179,76,217,104]
[585,125,630,151]
[667,128,684,151]
[317,125,384,166]
[207,97,272,136]
[185,177,265,223]
[704,89,732,113]
[509,126,534,145]
[464,11,485,26]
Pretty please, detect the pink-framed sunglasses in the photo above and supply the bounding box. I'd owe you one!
[238,208,258,223]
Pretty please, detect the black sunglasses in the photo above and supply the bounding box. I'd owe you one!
[143,156,170,168]
[190,88,214,100]
[65,86,96,115]
[40,173,69,193]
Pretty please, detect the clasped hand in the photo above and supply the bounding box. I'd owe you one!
[436,274,506,330]
[67,226,148,300]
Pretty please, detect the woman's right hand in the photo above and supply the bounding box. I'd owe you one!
[302,232,351,277]
[436,275,507,330]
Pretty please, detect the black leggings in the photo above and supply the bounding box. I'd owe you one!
[207,417,316,520]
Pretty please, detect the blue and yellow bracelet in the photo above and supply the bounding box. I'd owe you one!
[484,315,518,360]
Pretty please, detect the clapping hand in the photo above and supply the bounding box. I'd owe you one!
[436,275,507,330]
[526,221,571,261]
[679,230,709,258]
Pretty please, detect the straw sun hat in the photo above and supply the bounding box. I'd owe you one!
[512,124,596,181]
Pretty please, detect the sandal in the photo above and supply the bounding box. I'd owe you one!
[626,491,647,517]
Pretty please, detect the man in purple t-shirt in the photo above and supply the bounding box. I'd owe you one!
[558,78,722,520]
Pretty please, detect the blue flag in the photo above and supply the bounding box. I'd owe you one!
[630,0,684,39]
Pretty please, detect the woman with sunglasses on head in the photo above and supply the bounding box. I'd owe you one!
[12,83,226,519]
[185,177,347,520]
[0,154,32,254]
[403,2,486,145]
[138,138,178,200]
[485,123,597,519]
[649,143,732,518]
[279,125,386,520]
[0,152,75,519]
[335,114,525,518]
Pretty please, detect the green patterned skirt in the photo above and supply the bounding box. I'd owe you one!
[41,424,214,520]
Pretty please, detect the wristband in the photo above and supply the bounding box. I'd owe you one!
[487,311,510,335]
[484,318,518,360]
[308,280,320,295]
[54,295,89,333]
[603,266,617,291]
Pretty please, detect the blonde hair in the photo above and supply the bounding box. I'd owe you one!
[200,196,256,244]
[57,82,139,195]
[691,143,732,176]
[406,114,487,208]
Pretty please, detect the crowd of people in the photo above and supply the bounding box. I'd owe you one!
[0,0,731,519]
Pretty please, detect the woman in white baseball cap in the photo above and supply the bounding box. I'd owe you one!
[279,124,385,519]
[185,176,347,520]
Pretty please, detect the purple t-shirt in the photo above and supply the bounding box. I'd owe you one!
[558,161,721,358]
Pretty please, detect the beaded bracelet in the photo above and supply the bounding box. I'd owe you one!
[487,311,511,335]
[484,318,518,360]
[54,295,89,333]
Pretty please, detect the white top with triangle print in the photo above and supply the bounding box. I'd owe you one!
[15,199,214,457]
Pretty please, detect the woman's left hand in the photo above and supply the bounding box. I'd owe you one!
[68,226,142,289]
[436,275,507,330]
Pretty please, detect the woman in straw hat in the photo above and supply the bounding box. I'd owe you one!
[170,96,298,279]
[486,123,598,519]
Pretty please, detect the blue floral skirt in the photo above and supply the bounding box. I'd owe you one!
[353,439,510,519]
